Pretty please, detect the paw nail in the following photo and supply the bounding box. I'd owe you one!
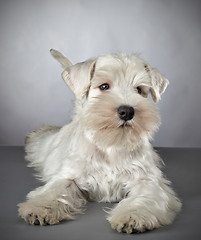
[34,219,40,225]
[132,228,140,234]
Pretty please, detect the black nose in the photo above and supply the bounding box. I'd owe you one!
[118,106,135,121]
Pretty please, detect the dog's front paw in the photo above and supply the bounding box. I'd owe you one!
[18,202,64,226]
[108,215,141,234]
[107,211,158,234]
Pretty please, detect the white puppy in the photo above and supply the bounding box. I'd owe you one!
[18,50,181,233]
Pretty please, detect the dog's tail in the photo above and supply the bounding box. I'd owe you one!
[50,49,72,68]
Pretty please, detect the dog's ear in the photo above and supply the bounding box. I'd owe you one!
[147,66,169,103]
[50,49,72,68]
[62,59,96,100]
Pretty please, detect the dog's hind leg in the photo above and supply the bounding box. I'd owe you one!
[24,126,62,179]
[24,126,61,145]
[18,179,87,225]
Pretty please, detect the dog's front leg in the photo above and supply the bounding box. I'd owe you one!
[107,179,181,233]
[18,179,87,225]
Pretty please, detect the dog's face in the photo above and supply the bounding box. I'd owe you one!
[62,54,169,151]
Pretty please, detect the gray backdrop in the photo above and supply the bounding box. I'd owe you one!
[0,0,201,147]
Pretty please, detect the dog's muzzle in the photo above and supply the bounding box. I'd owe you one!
[117,105,135,121]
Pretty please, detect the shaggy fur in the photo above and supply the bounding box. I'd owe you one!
[18,49,181,233]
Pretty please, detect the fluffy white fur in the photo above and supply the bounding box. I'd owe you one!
[18,50,181,233]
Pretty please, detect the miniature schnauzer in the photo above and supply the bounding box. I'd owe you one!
[18,49,181,234]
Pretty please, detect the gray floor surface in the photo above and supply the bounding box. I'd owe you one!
[0,146,201,240]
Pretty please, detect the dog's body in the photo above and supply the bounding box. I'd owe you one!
[18,50,181,233]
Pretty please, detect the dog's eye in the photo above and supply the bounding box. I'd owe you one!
[99,83,110,91]
[137,87,142,94]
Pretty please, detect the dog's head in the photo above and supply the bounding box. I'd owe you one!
[51,50,169,151]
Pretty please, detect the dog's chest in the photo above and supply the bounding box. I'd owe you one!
[80,167,127,202]
[78,150,134,202]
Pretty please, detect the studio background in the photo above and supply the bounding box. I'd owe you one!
[0,0,200,147]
